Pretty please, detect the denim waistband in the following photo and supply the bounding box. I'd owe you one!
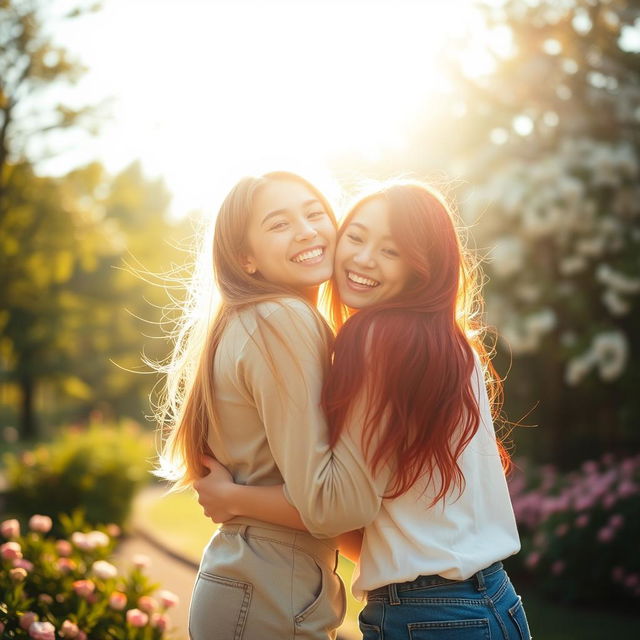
[366,561,504,601]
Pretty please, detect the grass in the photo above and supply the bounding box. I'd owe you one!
[140,488,640,640]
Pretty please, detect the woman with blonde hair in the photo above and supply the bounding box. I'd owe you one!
[195,180,531,639]
[155,171,384,640]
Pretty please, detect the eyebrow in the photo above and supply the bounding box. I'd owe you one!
[348,221,394,242]
[261,199,322,226]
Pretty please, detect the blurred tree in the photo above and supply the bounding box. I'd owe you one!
[453,0,640,463]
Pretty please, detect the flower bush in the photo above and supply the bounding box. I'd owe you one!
[0,512,178,639]
[2,421,152,531]
[508,452,640,603]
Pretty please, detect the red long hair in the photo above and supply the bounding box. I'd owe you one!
[323,182,508,504]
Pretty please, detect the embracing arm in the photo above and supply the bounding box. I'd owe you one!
[195,456,364,560]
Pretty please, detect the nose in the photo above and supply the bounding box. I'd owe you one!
[353,247,376,269]
[295,219,318,242]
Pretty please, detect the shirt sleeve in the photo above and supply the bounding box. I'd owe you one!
[237,299,387,538]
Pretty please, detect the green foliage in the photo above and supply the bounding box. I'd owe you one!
[2,421,154,530]
[0,512,177,639]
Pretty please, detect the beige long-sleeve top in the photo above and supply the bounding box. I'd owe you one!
[207,297,382,536]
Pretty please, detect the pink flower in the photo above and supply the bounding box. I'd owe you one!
[618,481,637,498]
[38,594,54,605]
[1,518,20,538]
[29,515,53,534]
[597,526,616,543]
[609,514,624,529]
[551,560,565,575]
[56,540,73,557]
[0,621,4,634]
[132,553,151,569]
[525,552,540,569]
[72,579,96,599]
[57,557,77,574]
[60,620,79,638]
[10,567,27,582]
[1,541,23,560]
[582,460,598,474]
[151,613,170,631]
[109,591,127,610]
[138,595,158,613]
[29,621,55,640]
[611,566,625,582]
[555,524,569,537]
[20,612,38,630]
[126,608,149,627]
[575,514,589,528]
[76,633,87,640]
[13,558,34,572]
[157,589,180,609]
[106,523,121,538]
[602,494,617,509]
[86,530,109,548]
[92,560,118,580]
[625,574,639,588]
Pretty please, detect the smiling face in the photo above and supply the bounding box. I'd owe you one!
[335,197,412,309]
[242,179,336,293]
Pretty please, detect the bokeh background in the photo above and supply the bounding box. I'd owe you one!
[1,0,639,638]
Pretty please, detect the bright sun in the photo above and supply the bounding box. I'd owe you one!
[49,0,487,217]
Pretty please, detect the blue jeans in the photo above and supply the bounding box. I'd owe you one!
[359,562,531,640]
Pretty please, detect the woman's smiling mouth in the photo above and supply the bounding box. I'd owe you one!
[290,246,325,264]
[346,270,380,289]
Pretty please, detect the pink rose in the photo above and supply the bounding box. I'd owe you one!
[60,620,79,638]
[10,567,27,582]
[1,518,20,538]
[20,612,38,630]
[109,591,127,610]
[29,621,56,640]
[151,613,170,631]
[72,579,95,599]
[56,540,73,557]
[57,557,77,574]
[1,541,23,560]
[126,608,149,627]
[551,560,565,575]
[138,595,158,613]
[29,515,53,534]
[554,524,569,537]
[157,589,180,609]
[13,558,34,572]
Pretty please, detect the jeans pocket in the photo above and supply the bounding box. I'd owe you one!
[508,597,532,640]
[189,572,252,640]
[408,618,491,640]
[360,622,382,640]
[293,550,326,625]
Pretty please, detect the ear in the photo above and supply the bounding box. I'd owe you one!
[240,253,258,275]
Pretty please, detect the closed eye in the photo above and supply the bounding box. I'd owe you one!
[382,247,400,257]
[346,233,363,243]
[307,210,326,219]
[269,221,289,231]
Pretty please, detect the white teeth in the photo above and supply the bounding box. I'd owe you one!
[292,248,323,263]
[347,271,379,287]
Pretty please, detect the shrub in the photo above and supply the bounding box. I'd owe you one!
[508,453,640,603]
[0,512,178,639]
[2,421,153,531]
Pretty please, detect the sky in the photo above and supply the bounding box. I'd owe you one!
[41,0,486,219]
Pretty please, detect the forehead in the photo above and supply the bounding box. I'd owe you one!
[349,198,392,235]
[252,180,318,216]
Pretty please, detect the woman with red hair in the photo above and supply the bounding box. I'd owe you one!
[196,180,530,639]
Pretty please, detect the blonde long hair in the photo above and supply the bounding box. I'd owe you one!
[152,172,337,490]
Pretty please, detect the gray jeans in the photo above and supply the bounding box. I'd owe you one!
[189,521,346,639]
